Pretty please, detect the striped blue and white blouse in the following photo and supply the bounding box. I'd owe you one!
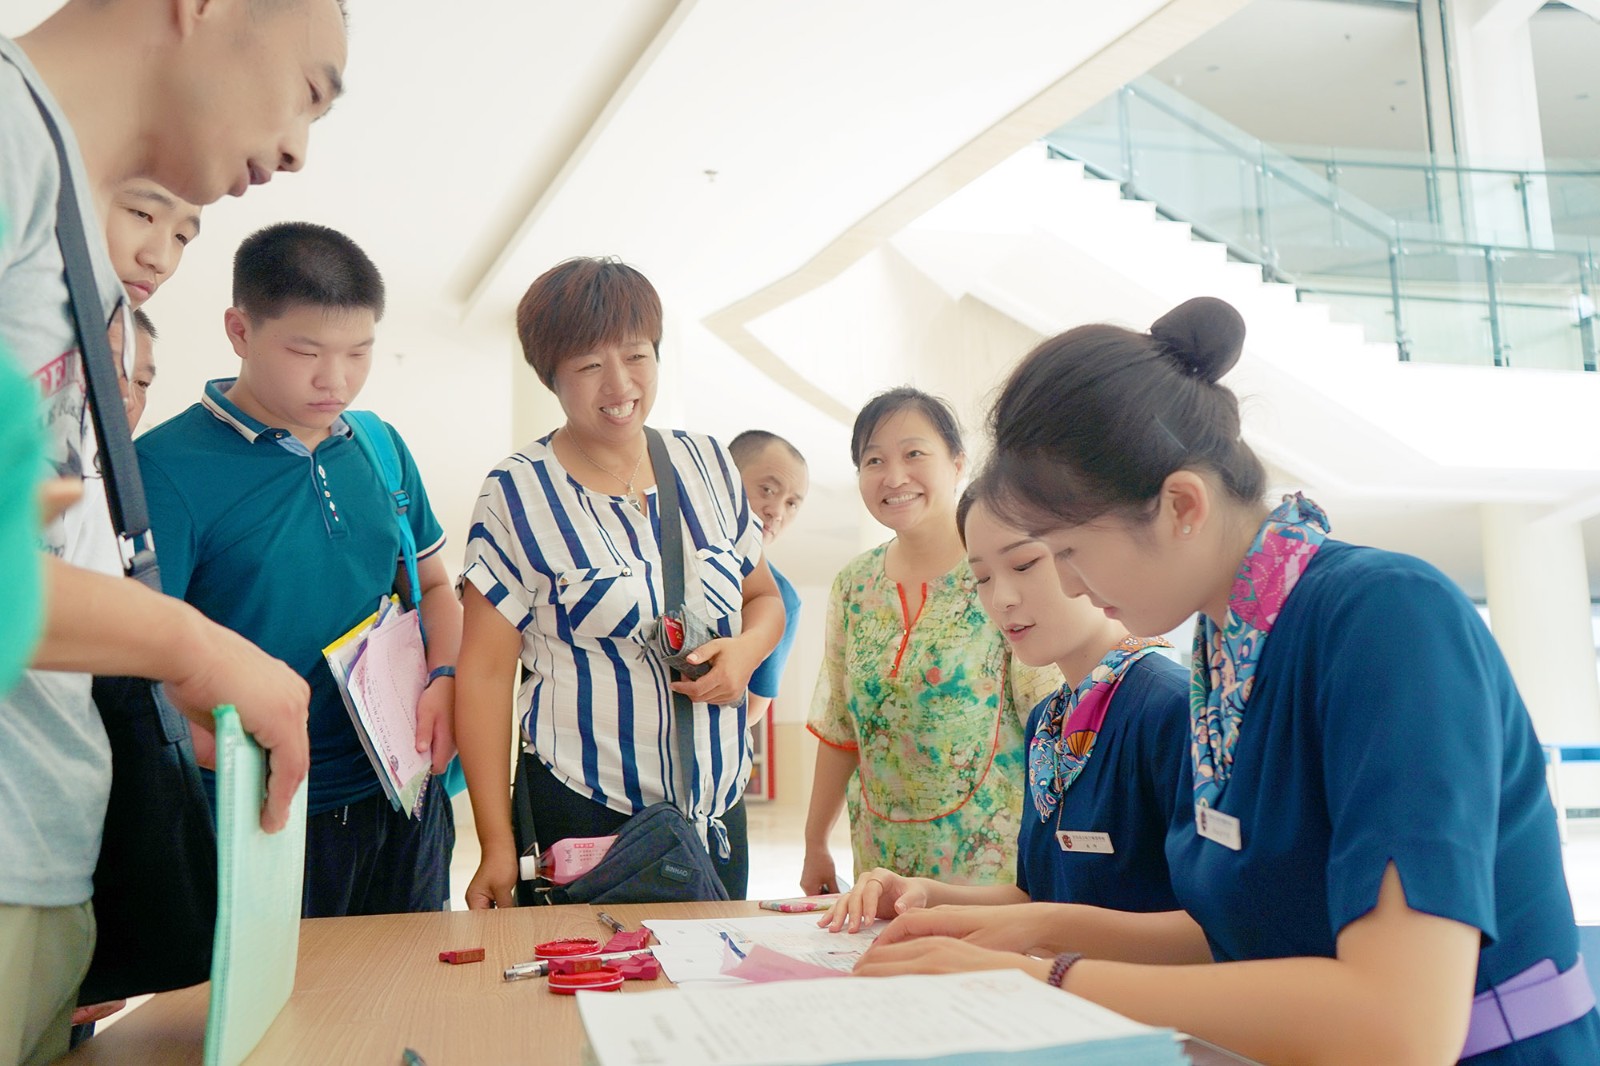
[462,428,763,846]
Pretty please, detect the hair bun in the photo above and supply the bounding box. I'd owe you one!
[1149,297,1245,383]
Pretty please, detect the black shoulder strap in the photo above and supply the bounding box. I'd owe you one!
[26,81,160,591]
[644,427,697,817]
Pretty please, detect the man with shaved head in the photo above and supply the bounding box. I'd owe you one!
[0,2,348,1060]
[729,429,809,726]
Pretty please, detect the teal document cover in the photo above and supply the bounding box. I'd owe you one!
[204,704,308,1066]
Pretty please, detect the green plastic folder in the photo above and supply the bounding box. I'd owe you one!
[204,705,308,1066]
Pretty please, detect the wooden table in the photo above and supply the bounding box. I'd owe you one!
[61,901,1256,1065]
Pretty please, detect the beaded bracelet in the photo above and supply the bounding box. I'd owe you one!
[1046,951,1084,989]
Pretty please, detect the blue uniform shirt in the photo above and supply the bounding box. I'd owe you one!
[138,380,445,814]
[1166,542,1599,1063]
[748,562,800,700]
[1015,652,1187,911]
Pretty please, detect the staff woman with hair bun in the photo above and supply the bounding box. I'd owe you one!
[855,298,1598,1064]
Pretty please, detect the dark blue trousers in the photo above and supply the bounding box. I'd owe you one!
[302,780,455,918]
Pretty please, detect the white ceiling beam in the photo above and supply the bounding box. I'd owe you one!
[1461,0,1546,34]
[1557,0,1600,24]
[457,0,693,314]
[700,0,1255,427]
[1537,485,1600,528]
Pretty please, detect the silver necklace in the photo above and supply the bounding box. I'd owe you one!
[567,431,646,512]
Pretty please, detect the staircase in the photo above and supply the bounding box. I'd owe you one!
[1044,78,1600,376]
[888,143,1600,502]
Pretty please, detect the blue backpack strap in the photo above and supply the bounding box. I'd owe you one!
[345,412,468,798]
[345,411,422,613]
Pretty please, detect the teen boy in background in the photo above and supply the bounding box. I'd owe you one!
[106,178,201,310]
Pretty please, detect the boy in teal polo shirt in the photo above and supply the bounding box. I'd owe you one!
[137,222,463,917]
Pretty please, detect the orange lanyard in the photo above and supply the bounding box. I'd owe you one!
[889,582,928,679]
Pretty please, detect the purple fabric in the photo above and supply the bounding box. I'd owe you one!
[1461,955,1595,1058]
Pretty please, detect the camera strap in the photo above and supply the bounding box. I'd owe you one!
[644,427,697,819]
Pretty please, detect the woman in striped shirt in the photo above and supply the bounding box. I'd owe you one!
[455,258,785,905]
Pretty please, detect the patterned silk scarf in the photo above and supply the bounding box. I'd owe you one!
[1189,493,1330,809]
[1028,636,1173,822]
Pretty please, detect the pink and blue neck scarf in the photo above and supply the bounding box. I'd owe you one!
[1190,493,1330,810]
[1028,636,1173,822]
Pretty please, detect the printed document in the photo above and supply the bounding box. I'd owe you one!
[577,969,1186,1066]
[642,913,882,985]
[323,598,431,816]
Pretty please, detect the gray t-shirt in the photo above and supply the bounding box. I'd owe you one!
[0,36,123,907]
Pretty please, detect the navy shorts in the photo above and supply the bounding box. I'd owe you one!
[302,780,455,918]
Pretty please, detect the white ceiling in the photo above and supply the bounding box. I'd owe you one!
[3,0,1247,589]
[6,0,1593,597]
[1151,0,1600,162]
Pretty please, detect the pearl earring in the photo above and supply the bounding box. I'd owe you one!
[1181,524,1192,535]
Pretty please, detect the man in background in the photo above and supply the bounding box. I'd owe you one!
[729,429,809,725]
[0,2,348,1059]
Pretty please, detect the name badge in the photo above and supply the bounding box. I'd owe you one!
[1055,831,1114,854]
[1195,804,1242,851]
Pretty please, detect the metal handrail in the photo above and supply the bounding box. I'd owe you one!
[1289,154,1600,182]
[1042,77,1600,372]
[1113,81,1398,250]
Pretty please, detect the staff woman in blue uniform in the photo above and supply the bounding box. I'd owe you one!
[855,297,1599,1064]
[821,477,1189,932]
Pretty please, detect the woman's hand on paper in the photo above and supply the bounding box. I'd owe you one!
[854,936,1052,982]
[870,903,1055,954]
[668,633,764,706]
[466,845,519,910]
[820,868,931,934]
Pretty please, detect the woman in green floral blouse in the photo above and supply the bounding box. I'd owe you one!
[801,388,1059,894]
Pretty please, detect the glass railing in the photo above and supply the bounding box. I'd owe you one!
[1044,78,1600,372]
[1282,145,1600,247]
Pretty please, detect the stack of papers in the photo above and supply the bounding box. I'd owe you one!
[323,596,431,817]
[577,969,1189,1065]
[642,914,882,986]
